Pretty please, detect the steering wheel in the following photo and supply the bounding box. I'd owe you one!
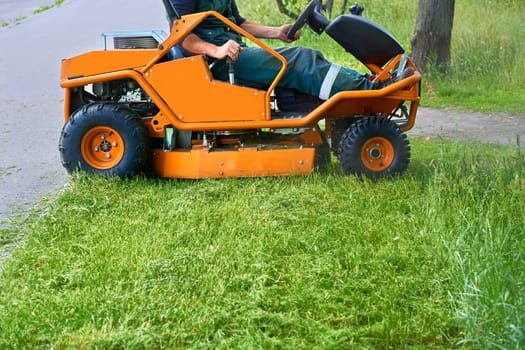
[286,0,322,41]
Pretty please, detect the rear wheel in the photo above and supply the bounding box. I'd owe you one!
[59,103,150,177]
[338,116,410,179]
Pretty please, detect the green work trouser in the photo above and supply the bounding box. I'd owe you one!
[212,46,374,99]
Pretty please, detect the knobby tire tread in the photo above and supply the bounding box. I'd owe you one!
[59,102,150,177]
[337,116,410,179]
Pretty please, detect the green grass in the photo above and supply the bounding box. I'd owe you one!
[0,0,523,348]
[423,0,525,113]
[32,1,65,15]
[0,138,523,349]
[1,0,64,27]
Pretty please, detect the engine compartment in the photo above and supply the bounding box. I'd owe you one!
[70,79,159,117]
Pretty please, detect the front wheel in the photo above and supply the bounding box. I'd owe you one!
[59,103,150,177]
[338,116,410,179]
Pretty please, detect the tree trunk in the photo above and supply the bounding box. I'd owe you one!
[410,0,455,72]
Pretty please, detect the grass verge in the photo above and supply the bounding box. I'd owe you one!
[1,0,64,27]
[0,138,523,349]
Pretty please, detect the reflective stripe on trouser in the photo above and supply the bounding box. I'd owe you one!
[212,46,374,99]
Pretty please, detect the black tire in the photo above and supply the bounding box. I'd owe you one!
[59,102,150,177]
[338,116,410,179]
[330,117,360,156]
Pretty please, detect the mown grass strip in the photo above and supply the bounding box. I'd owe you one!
[0,139,523,349]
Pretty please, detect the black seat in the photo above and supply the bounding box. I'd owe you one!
[325,15,404,67]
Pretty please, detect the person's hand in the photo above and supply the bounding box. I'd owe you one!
[277,24,300,42]
[213,40,244,61]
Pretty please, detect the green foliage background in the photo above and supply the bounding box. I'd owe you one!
[242,0,525,113]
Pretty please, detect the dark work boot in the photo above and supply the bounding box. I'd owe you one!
[395,67,415,82]
[373,67,415,89]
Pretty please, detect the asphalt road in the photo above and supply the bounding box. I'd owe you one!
[0,0,523,223]
[0,0,167,220]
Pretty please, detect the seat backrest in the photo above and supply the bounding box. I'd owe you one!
[325,15,404,67]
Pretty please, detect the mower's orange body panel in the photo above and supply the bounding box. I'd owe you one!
[146,56,267,123]
[59,10,421,179]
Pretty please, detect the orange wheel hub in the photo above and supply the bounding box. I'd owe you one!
[81,127,124,170]
[360,137,394,171]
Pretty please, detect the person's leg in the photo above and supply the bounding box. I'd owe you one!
[213,46,374,98]
[327,66,375,96]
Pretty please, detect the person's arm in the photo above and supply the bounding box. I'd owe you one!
[171,0,244,60]
[229,0,298,42]
[240,20,300,42]
[182,34,243,61]
[180,19,299,60]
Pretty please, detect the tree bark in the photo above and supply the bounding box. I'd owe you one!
[410,0,455,72]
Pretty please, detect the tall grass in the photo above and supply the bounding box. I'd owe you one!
[0,139,523,348]
[426,0,525,113]
[421,141,525,348]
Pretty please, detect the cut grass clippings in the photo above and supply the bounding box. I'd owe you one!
[0,138,523,349]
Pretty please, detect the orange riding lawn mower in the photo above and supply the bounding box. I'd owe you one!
[59,0,421,180]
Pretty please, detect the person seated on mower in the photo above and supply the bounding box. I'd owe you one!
[170,0,409,99]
